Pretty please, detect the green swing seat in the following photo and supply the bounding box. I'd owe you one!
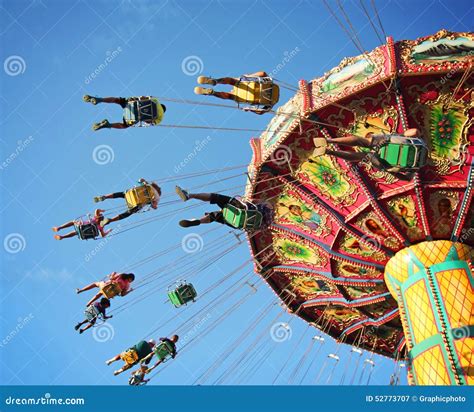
[168,282,197,308]
[377,136,428,171]
[222,199,263,230]
[153,341,175,362]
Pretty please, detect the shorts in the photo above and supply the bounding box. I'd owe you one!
[366,152,391,171]
[209,193,232,208]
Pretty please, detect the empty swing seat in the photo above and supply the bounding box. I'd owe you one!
[168,282,197,307]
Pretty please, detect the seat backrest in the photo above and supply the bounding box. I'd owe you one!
[125,185,155,209]
[378,137,428,169]
[154,341,174,361]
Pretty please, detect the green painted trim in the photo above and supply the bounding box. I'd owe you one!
[409,333,443,358]
[410,341,456,385]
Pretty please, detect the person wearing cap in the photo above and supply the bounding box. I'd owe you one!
[106,339,157,376]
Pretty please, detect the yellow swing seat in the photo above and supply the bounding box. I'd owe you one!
[124,184,156,209]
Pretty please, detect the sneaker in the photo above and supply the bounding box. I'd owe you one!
[93,119,110,131]
[106,359,113,366]
[74,323,81,331]
[194,87,214,96]
[83,95,98,105]
[175,186,189,201]
[312,147,327,157]
[197,76,217,86]
[179,219,201,228]
[94,196,105,203]
[313,137,327,148]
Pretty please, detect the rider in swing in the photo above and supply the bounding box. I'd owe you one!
[312,128,425,181]
[93,178,161,225]
[83,95,166,131]
[194,71,279,115]
[174,187,270,230]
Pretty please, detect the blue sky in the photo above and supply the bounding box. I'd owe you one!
[0,0,472,386]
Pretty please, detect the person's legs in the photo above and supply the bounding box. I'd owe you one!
[214,77,239,86]
[79,323,94,334]
[104,206,139,224]
[54,221,75,231]
[212,91,237,101]
[55,231,77,240]
[114,362,133,375]
[325,149,367,162]
[106,354,121,365]
[86,292,102,307]
[326,135,371,147]
[75,319,88,330]
[77,282,101,294]
[95,192,126,203]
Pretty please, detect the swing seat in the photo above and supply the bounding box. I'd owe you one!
[84,304,103,322]
[235,76,279,112]
[222,199,263,230]
[125,184,156,209]
[74,221,100,240]
[153,341,175,362]
[378,136,428,171]
[121,349,139,365]
[123,98,164,126]
[101,282,123,299]
[168,282,197,307]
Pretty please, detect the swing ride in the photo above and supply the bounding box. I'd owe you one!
[64,27,473,386]
[244,29,473,385]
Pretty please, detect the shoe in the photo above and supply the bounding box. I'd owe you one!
[106,359,113,366]
[175,186,189,201]
[94,196,105,203]
[83,95,98,105]
[313,137,327,148]
[194,87,214,96]
[74,323,81,331]
[113,370,120,376]
[79,329,84,334]
[52,227,58,232]
[197,76,217,86]
[93,119,111,131]
[179,219,201,228]
[312,147,327,157]
[54,235,61,240]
